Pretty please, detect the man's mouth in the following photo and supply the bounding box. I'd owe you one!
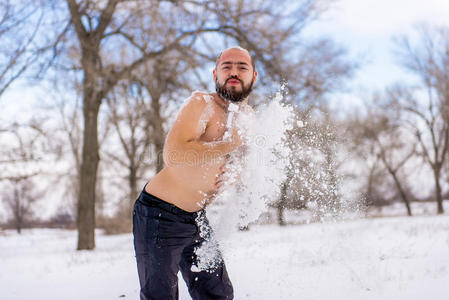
[226,78,241,86]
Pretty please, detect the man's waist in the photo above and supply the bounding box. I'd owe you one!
[138,188,202,217]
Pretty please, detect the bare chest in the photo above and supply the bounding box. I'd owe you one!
[199,107,227,142]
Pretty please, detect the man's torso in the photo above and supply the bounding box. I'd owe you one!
[146,92,231,212]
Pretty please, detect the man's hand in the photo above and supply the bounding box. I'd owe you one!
[214,156,243,190]
[215,165,226,189]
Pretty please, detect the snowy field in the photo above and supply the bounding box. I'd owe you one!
[1,214,449,300]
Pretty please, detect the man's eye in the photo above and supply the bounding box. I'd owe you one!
[222,66,230,70]
[239,67,248,70]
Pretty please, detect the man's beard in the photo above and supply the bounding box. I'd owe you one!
[215,76,254,103]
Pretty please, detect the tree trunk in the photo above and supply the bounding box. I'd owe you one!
[325,142,340,215]
[14,187,23,234]
[433,168,444,214]
[277,180,288,226]
[77,81,101,250]
[151,96,165,173]
[16,202,22,234]
[277,203,285,226]
[129,165,138,215]
[389,170,412,216]
[366,165,375,207]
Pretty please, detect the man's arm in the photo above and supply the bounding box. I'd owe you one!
[163,92,242,167]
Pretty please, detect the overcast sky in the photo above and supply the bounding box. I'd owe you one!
[305,0,449,95]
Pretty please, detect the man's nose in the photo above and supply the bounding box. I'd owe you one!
[230,65,238,76]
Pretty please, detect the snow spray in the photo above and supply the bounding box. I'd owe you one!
[192,85,295,272]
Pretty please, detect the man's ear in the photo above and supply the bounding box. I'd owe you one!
[253,71,258,84]
[213,68,217,82]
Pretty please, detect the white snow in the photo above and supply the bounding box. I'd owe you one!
[1,213,448,300]
[207,89,294,240]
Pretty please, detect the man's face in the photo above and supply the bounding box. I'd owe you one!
[213,49,257,103]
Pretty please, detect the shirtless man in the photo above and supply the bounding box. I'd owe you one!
[133,46,257,300]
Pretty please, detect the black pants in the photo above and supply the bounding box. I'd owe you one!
[133,188,234,300]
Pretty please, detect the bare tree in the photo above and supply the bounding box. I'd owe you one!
[59,0,236,250]
[392,25,449,214]
[280,112,346,223]
[0,120,52,181]
[0,121,51,232]
[345,113,388,211]
[347,96,416,216]
[3,178,41,233]
[0,0,44,98]
[101,48,205,233]
[104,81,154,214]
[363,158,388,210]
[42,67,114,224]
[49,90,83,217]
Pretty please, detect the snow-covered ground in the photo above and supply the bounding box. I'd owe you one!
[1,214,449,300]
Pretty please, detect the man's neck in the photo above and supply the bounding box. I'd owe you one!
[214,93,248,110]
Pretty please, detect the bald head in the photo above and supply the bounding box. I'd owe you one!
[213,46,258,103]
[215,46,255,71]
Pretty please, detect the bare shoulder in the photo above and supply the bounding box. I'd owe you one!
[166,91,214,145]
[177,91,211,116]
[190,91,214,104]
